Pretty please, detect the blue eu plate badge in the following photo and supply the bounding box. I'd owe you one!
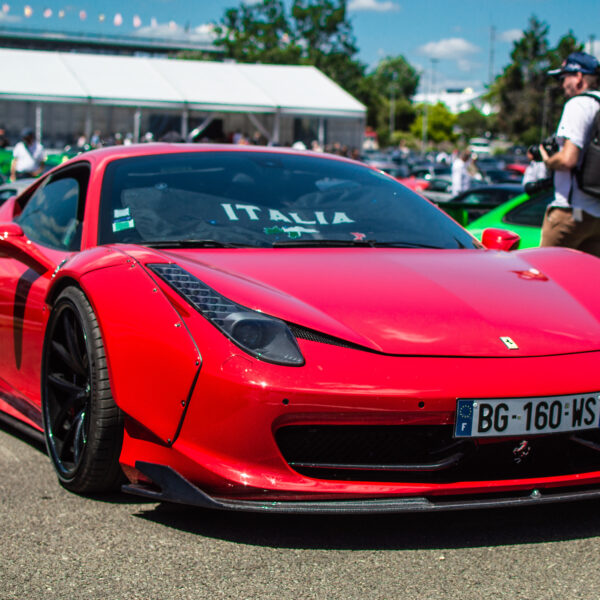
[455,399,474,437]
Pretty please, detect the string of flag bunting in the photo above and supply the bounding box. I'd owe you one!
[0,4,186,30]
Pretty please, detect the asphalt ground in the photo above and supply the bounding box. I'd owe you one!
[2,421,600,600]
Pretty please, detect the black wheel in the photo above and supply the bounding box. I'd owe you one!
[42,286,124,493]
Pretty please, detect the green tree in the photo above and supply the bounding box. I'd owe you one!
[488,16,584,144]
[212,0,365,96]
[291,0,360,91]
[369,55,420,99]
[456,107,490,141]
[490,16,550,144]
[410,102,457,144]
[213,0,302,64]
[365,55,419,141]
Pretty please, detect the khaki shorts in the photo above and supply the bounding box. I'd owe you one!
[540,206,600,257]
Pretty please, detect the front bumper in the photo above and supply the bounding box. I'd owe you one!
[117,336,600,508]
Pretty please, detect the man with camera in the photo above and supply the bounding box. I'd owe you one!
[539,52,600,256]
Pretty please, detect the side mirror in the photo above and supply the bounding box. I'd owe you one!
[481,228,521,251]
[0,222,24,239]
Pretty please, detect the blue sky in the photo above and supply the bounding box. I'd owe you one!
[1,0,598,92]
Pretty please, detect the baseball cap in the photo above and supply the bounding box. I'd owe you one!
[20,127,34,138]
[548,52,600,78]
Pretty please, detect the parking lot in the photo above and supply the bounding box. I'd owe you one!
[2,422,600,600]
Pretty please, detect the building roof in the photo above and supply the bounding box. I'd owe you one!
[0,48,366,118]
[413,88,493,116]
[0,26,219,54]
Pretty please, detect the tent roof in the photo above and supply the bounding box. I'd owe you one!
[0,48,365,118]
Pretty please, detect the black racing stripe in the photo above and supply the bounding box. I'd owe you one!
[13,268,40,370]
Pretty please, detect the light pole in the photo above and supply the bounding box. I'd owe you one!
[389,71,397,139]
[421,58,438,153]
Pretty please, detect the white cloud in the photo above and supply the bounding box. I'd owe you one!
[348,0,400,12]
[417,38,480,61]
[499,29,523,43]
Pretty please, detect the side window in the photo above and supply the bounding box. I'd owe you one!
[503,193,553,227]
[459,192,487,205]
[17,168,88,251]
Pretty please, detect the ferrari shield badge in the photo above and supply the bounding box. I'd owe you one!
[500,336,519,350]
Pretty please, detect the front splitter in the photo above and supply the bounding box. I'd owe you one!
[122,461,600,514]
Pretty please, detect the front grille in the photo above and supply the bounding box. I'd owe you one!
[274,425,600,483]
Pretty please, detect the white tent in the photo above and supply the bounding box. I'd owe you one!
[0,47,365,146]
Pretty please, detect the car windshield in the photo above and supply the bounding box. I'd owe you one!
[98,151,478,249]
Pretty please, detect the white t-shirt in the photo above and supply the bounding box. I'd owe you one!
[552,92,600,216]
[12,140,45,174]
[451,158,471,196]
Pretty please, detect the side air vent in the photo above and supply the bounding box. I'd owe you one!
[287,324,368,351]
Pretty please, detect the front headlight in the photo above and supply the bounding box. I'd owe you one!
[148,263,304,366]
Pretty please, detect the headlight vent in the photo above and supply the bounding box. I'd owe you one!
[148,263,304,366]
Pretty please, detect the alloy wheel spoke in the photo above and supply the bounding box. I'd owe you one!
[72,411,87,465]
[62,312,88,376]
[58,408,86,464]
[48,372,87,399]
[51,337,85,378]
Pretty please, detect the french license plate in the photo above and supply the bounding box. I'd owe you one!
[455,393,600,438]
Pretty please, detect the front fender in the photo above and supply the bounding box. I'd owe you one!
[79,259,201,444]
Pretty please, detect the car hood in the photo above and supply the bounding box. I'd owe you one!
[143,247,600,358]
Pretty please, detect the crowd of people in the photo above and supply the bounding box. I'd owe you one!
[2,124,366,183]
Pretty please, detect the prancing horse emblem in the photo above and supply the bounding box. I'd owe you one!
[500,336,519,350]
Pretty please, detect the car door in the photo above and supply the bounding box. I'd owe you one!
[0,164,89,421]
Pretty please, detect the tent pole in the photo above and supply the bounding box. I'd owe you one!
[318,117,325,148]
[272,109,281,145]
[85,101,93,142]
[35,103,42,144]
[247,113,270,142]
[133,108,141,143]
[181,107,189,140]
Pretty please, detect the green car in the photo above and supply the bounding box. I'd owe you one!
[467,189,554,248]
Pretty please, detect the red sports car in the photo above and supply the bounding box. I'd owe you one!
[1,144,600,513]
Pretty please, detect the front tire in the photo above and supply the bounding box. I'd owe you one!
[42,286,123,493]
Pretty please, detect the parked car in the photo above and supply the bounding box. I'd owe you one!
[2,145,600,513]
[420,177,453,203]
[434,183,524,226]
[467,189,553,248]
[479,167,523,184]
[0,178,36,205]
[409,163,451,180]
[469,137,492,155]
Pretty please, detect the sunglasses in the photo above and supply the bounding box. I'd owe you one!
[559,72,580,82]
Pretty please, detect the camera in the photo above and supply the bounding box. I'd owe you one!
[528,136,559,162]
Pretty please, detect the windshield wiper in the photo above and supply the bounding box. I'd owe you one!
[143,239,245,249]
[272,239,377,247]
[368,241,448,249]
[272,239,447,249]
